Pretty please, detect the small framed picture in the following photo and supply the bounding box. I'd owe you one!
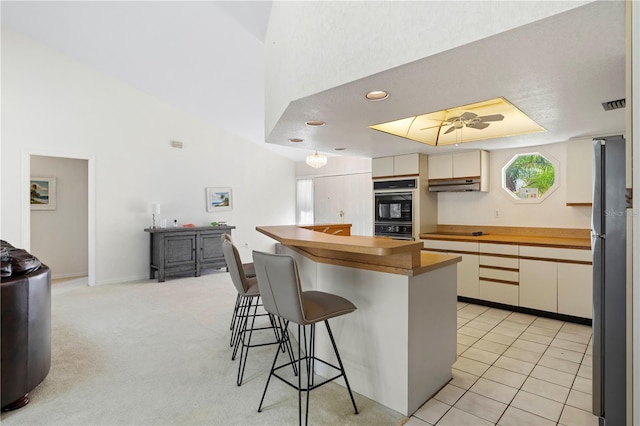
[30,177,57,210]
[205,187,232,212]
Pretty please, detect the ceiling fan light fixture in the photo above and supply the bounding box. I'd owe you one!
[306,151,327,168]
[305,120,325,126]
[289,138,304,143]
[365,90,389,101]
[368,97,544,146]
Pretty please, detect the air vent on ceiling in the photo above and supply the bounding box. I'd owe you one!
[601,98,625,111]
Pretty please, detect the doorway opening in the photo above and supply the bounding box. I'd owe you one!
[25,152,95,286]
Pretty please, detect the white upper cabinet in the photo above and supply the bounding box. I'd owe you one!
[372,157,394,178]
[428,150,489,191]
[372,153,426,178]
[566,138,593,205]
[428,150,488,179]
[427,154,453,179]
[393,154,420,176]
[452,151,482,178]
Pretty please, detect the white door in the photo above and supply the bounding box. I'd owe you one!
[314,175,345,224]
[313,173,373,236]
[342,173,373,236]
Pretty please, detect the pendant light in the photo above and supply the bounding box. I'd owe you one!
[306,151,327,168]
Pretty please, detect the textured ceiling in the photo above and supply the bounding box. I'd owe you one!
[267,1,626,158]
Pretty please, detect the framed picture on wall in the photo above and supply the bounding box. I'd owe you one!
[205,187,232,212]
[30,177,57,210]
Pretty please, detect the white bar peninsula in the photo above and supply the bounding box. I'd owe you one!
[256,225,461,416]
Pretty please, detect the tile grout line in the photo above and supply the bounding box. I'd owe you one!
[442,304,594,425]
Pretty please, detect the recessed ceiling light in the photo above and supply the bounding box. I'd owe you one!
[334,147,346,151]
[365,90,389,101]
[305,120,325,126]
[289,138,304,143]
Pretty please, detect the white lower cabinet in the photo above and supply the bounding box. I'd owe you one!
[423,239,592,319]
[519,259,558,312]
[558,263,593,318]
[458,253,479,298]
[423,240,479,299]
[479,280,519,305]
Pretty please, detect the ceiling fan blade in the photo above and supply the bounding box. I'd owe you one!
[460,111,478,121]
[442,125,456,135]
[467,122,490,130]
[478,114,504,122]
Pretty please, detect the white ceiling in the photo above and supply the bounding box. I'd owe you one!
[1,1,626,161]
[268,0,626,158]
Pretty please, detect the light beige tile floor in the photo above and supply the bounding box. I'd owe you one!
[408,302,598,426]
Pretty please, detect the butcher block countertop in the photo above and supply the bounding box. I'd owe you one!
[257,225,461,276]
[420,225,591,250]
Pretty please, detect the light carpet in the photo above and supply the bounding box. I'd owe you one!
[0,272,407,425]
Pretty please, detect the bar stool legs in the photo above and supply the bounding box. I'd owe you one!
[232,295,297,386]
[258,319,358,425]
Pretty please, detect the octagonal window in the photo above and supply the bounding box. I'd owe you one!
[502,152,558,202]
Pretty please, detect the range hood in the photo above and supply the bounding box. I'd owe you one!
[428,178,482,192]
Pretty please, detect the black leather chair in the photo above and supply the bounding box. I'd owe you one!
[1,241,51,411]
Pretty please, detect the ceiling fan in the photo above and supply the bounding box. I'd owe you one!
[420,111,505,134]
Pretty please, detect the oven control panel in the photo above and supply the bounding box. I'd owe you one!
[374,223,413,240]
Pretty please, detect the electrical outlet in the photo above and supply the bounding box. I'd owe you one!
[494,210,500,218]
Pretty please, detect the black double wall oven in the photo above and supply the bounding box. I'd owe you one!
[373,179,415,240]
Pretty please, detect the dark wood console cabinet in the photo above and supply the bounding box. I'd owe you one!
[144,225,236,282]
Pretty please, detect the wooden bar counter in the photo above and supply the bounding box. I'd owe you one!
[256,225,461,416]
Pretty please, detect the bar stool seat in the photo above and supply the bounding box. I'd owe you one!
[300,291,357,323]
[252,250,359,425]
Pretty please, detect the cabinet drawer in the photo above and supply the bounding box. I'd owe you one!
[479,280,519,305]
[519,246,591,262]
[479,243,518,256]
[479,255,519,269]
[479,267,518,283]
[422,240,478,252]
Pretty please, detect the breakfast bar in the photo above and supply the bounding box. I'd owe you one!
[256,225,461,416]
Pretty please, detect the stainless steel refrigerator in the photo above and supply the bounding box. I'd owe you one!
[592,135,627,425]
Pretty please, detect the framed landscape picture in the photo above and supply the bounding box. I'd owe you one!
[30,177,57,210]
[205,187,232,212]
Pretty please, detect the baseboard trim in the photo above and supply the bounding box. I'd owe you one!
[458,296,592,326]
[51,272,88,280]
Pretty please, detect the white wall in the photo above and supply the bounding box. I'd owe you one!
[437,142,592,229]
[30,155,88,279]
[1,29,296,285]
